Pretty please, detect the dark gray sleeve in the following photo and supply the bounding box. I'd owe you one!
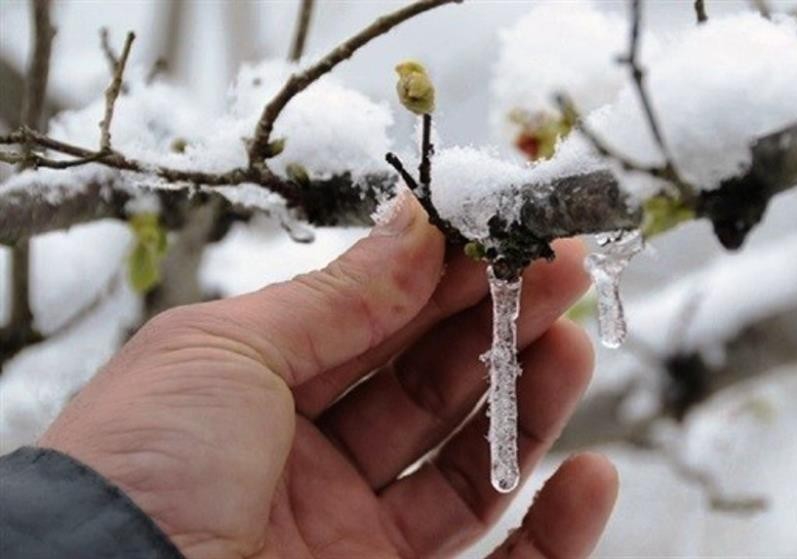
[0,446,185,559]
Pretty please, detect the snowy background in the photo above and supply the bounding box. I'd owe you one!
[2,0,797,556]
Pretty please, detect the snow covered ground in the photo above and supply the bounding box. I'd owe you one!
[2,0,797,555]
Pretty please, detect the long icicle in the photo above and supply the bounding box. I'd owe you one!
[482,266,523,493]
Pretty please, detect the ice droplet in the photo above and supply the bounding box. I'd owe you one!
[584,229,644,348]
[481,266,523,493]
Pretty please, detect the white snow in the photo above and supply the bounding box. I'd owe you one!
[429,146,530,240]
[428,140,605,242]
[490,0,656,149]
[201,218,366,297]
[582,13,797,199]
[492,9,797,201]
[626,230,797,357]
[226,61,395,180]
[7,59,394,198]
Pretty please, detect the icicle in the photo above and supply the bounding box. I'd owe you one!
[481,266,523,493]
[584,229,644,348]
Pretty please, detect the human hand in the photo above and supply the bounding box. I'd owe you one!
[40,195,617,559]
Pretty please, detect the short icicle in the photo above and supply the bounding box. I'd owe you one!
[481,266,523,493]
[584,229,644,348]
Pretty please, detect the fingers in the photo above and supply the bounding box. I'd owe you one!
[488,453,618,559]
[216,194,445,386]
[318,240,589,489]
[294,247,490,417]
[379,320,595,558]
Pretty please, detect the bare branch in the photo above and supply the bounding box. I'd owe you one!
[0,57,64,130]
[21,0,56,134]
[99,27,119,70]
[419,113,433,195]
[620,0,693,203]
[289,0,315,62]
[385,151,466,244]
[99,31,135,152]
[1,0,55,369]
[0,128,302,203]
[694,0,708,24]
[3,123,796,252]
[247,0,463,171]
[556,94,678,186]
[558,304,797,453]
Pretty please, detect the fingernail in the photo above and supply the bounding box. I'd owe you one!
[371,188,416,237]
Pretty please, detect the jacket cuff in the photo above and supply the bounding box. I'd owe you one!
[0,446,185,559]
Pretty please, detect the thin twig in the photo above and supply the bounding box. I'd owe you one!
[385,152,419,191]
[289,0,315,62]
[0,128,302,203]
[694,0,708,24]
[385,151,466,244]
[99,27,119,71]
[555,94,677,184]
[620,0,693,203]
[99,31,135,152]
[21,0,55,136]
[418,113,433,196]
[248,0,463,171]
[0,149,107,168]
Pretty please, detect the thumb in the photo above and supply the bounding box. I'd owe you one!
[226,193,445,386]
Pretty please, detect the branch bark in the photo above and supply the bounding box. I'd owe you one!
[289,0,315,62]
[99,31,135,152]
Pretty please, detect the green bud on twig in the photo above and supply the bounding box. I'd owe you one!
[286,162,310,186]
[464,241,485,261]
[265,137,286,158]
[395,60,435,115]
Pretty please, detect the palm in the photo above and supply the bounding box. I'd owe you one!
[266,418,407,558]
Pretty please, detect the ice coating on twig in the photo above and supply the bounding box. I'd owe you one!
[481,266,523,493]
[585,229,644,348]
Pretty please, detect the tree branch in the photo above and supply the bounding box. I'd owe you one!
[0,127,302,204]
[20,0,55,135]
[2,122,796,250]
[556,306,797,452]
[99,27,119,70]
[1,0,55,369]
[99,31,135,152]
[694,0,708,24]
[247,0,463,171]
[289,0,315,62]
[620,0,693,203]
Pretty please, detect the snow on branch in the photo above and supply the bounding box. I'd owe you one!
[2,123,796,251]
